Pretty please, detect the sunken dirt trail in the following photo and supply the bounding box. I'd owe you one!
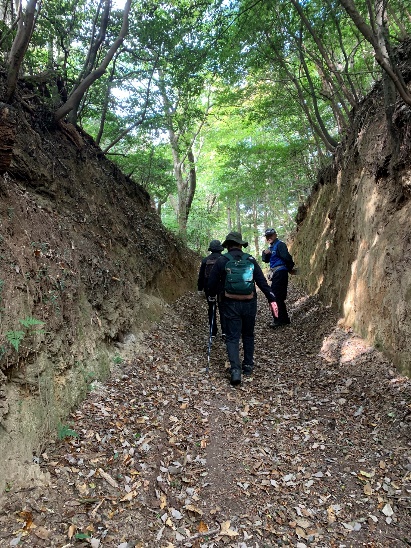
[0,284,410,548]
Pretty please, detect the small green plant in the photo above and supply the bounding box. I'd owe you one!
[4,317,45,352]
[58,423,79,440]
[74,533,91,540]
[5,330,25,351]
[19,317,44,331]
[113,354,123,365]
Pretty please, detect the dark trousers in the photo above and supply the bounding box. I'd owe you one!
[205,294,226,336]
[270,269,290,323]
[224,298,257,371]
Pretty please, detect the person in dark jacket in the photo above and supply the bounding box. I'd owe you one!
[197,239,226,338]
[208,231,276,386]
[262,228,294,327]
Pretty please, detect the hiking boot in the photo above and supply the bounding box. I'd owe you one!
[230,369,241,386]
[242,365,253,376]
[269,319,291,329]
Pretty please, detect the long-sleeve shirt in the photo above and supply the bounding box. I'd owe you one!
[262,238,294,271]
[207,248,275,302]
[197,251,222,291]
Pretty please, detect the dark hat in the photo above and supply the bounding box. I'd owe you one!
[222,231,248,248]
[264,228,277,237]
[208,239,224,252]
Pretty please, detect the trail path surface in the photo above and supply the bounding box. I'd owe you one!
[0,285,410,547]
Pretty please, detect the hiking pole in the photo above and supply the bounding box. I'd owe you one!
[206,300,216,374]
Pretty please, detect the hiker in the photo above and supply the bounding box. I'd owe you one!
[207,231,276,386]
[197,239,226,339]
[262,228,294,328]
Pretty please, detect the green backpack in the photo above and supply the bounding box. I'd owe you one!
[224,252,255,297]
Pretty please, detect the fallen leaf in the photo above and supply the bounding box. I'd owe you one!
[364,482,373,496]
[160,494,167,509]
[68,524,76,539]
[359,470,375,479]
[170,508,183,520]
[198,520,208,533]
[327,506,336,524]
[156,526,165,540]
[19,510,34,530]
[185,504,203,515]
[295,526,307,538]
[98,468,119,488]
[342,521,361,531]
[382,503,394,517]
[296,518,311,529]
[34,526,50,540]
[120,491,135,502]
[220,520,239,537]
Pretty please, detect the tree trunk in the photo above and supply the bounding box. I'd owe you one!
[157,69,208,236]
[375,0,397,137]
[236,196,241,233]
[289,0,358,108]
[227,207,232,231]
[339,0,411,106]
[102,59,156,153]
[253,201,259,256]
[4,0,39,103]
[96,61,116,146]
[54,0,131,123]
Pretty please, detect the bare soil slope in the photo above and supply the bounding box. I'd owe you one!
[0,80,197,493]
[291,41,411,376]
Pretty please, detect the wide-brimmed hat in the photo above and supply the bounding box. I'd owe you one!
[222,231,248,248]
[208,239,224,252]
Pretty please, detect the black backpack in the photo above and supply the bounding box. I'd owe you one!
[204,256,218,279]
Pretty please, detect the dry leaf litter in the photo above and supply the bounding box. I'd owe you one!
[0,284,410,548]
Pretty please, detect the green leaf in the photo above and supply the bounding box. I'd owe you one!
[19,317,44,328]
[74,532,91,539]
[5,331,25,352]
[58,424,79,440]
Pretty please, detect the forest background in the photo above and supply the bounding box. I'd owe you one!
[2,0,411,255]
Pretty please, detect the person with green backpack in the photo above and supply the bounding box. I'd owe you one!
[207,231,277,386]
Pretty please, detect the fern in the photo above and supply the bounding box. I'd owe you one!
[19,317,44,328]
[6,330,25,352]
[58,424,79,440]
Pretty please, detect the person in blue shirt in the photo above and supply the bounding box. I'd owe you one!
[262,228,294,328]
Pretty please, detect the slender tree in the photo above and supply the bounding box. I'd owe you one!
[54,0,132,123]
[4,0,40,103]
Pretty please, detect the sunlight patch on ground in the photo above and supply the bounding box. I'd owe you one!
[319,328,373,365]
